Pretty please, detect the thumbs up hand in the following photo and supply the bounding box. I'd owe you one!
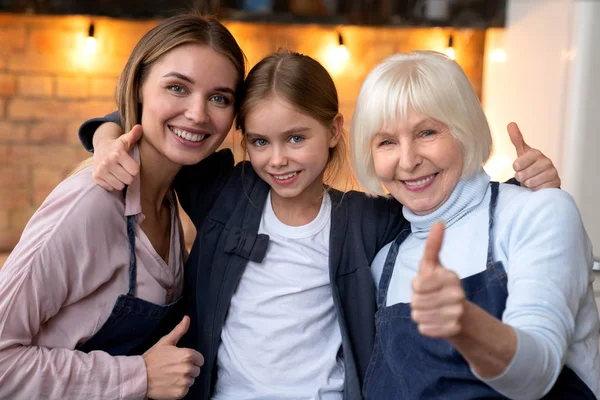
[92,124,142,191]
[508,122,561,190]
[142,316,204,400]
[411,223,466,338]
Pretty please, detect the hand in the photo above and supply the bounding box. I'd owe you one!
[411,222,466,338]
[143,316,204,400]
[508,122,561,190]
[92,124,142,191]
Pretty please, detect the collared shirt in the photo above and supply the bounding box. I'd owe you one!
[0,145,185,400]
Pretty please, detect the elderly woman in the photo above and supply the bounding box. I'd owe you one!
[351,51,600,399]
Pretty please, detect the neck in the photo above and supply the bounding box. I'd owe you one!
[138,138,181,215]
[270,173,325,226]
[403,169,490,239]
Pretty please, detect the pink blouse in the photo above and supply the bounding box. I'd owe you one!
[0,147,185,400]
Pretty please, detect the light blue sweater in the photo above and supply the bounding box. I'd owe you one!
[371,170,600,399]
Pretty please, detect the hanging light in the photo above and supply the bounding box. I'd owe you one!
[443,34,455,60]
[324,30,350,74]
[84,22,97,55]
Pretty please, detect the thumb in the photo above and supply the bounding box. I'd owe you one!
[119,124,143,152]
[507,122,530,157]
[159,315,190,346]
[419,222,445,275]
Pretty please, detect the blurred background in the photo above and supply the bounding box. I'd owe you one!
[0,0,598,308]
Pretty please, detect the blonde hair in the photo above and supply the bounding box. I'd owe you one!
[236,51,352,188]
[351,51,492,195]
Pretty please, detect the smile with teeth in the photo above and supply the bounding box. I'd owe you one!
[170,126,208,142]
[403,173,437,187]
[273,172,298,180]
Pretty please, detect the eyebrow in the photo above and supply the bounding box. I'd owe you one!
[246,127,309,138]
[162,72,236,95]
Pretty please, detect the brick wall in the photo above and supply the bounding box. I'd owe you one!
[0,12,485,252]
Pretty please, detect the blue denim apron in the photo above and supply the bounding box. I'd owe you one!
[76,213,182,356]
[363,182,595,399]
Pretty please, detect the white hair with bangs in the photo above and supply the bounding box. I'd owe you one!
[351,51,492,195]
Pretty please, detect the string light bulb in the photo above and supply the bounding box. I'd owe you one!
[443,34,455,60]
[84,22,97,55]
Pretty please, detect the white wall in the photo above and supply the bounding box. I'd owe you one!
[482,0,600,314]
[482,0,600,266]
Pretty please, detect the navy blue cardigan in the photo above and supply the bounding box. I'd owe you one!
[79,118,405,399]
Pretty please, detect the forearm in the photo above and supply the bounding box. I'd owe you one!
[92,121,122,150]
[0,345,147,400]
[449,301,517,378]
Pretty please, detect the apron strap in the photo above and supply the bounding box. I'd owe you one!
[486,182,500,266]
[377,222,411,309]
[123,185,137,297]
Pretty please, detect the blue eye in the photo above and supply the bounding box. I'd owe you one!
[289,135,304,144]
[210,95,231,105]
[253,138,268,147]
[380,140,394,146]
[167,84,186,94]
[421,130,436,137]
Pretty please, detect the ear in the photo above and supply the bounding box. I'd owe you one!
[329,113,344,148]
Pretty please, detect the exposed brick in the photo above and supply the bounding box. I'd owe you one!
[33,167,66,205]
[0,98,5,118]
[17,75,54,97]
[56,76,89,99]
[0,166,28,188]
[89,77,117,99]
[75,100,116,121]
[0,121,27,143]
[0,56,6,70]
[0,188,29,209]
[0,28,27,53]
[0,210,9,231]
[8,98,77,120]
[28,29,78,53]
[29,121,68,144]
[0,231,20,252]
[66,121,85,145]
[8,205,36,232]
[0,74,15,96]
[6,144,79,169]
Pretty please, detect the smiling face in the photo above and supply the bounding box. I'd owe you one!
[244,97,340,206]
[371,111,463,215]
[139,43,238,168]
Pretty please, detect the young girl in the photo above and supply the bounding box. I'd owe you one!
[80,51,561,399]
[0,13,245,400]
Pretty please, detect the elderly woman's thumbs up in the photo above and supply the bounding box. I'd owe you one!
[411,222,467,338]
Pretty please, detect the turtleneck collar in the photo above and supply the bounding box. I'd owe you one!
[402,169,491,239]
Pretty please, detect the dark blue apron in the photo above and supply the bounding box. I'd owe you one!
[76,212,182,356]
[363,182,595,399]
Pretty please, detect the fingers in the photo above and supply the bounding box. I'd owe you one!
[507,122,530,157]
[419,222,445,275]
[513,149,546,179]
[160,316,190,346]
[120,124,143,151]
[523,169,561,190]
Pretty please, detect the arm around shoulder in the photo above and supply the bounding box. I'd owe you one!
[480,188,594,398]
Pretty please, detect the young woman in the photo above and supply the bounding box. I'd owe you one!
[0,13,245,400]
[80,51,561,399]
[351,51,599,399]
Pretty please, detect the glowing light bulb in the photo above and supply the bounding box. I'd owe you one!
[444,34,455,60]
[84,23,96,55]
[323,31,350,74]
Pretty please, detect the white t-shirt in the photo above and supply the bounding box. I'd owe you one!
[212,191,345,400]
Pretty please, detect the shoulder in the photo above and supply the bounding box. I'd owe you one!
[7,167,124,270]
[497,184,581,227]
[335,190,403,213]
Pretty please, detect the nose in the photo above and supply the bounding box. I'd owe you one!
[185,98,210,125]
[269,146,288,168]
[397,142,422,171]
